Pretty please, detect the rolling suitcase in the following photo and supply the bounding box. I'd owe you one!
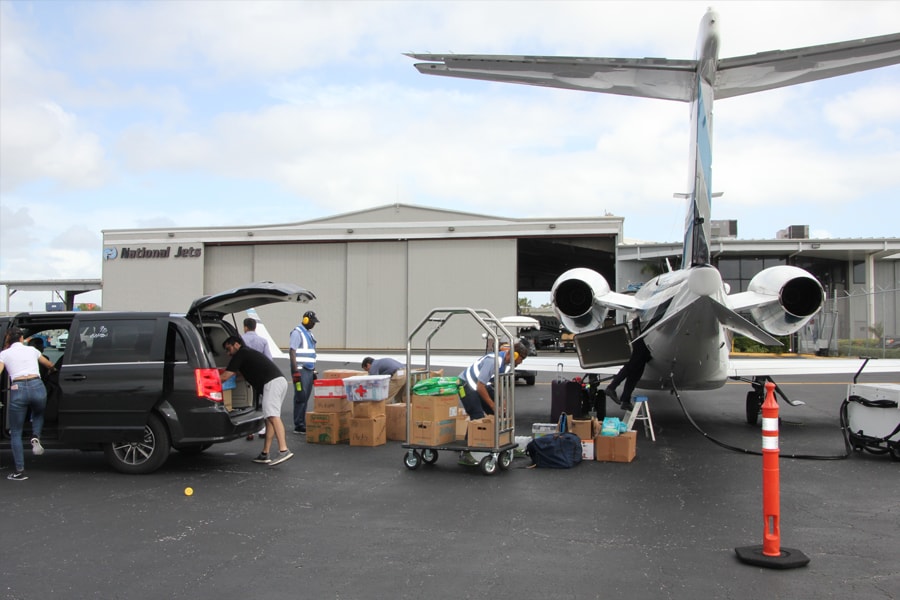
[551,363,586,422]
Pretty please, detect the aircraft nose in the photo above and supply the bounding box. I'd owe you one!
[688,266,722,297]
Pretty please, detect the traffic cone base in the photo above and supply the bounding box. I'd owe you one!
[735,545,810,570]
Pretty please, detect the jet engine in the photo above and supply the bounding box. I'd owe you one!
[551,268,612,333]
[747,265,824,336]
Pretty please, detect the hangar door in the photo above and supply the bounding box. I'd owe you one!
[345,241,408,349]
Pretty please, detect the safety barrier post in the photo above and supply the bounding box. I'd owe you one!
[735,382,809,569]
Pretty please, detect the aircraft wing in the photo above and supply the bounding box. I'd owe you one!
[316,351,900,378]
[406,53,698,101]
[714,32,900,99]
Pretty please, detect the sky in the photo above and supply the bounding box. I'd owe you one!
[1,0,899,312]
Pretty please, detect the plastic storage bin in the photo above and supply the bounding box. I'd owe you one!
[344,375,391,401]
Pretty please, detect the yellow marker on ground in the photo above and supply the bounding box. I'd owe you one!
[184,487,194,496]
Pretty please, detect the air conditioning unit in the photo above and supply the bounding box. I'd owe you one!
[776,225,809,239]
[710,219,737,239]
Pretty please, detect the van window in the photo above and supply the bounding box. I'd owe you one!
[70,320,157,364]
[167,323,189,363]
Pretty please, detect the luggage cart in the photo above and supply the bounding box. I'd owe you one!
[402,307,517,476]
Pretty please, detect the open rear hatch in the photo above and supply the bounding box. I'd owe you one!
[187,281,315,318]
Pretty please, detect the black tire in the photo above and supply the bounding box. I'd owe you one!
[422,448,439,464]
[525,376,536,386]
[104,413,171,474]
[479,455,498,476]
[498,449,513,470]
[745,390,762,425]
[404,450,421,470]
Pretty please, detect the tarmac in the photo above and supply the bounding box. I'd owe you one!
[1,359,897,600]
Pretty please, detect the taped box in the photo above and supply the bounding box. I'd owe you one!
[351,399,386,418]
[314,394,351,413]
[321,369,367,380]
[594,431,636,463]
[410,419,456,446]
[306,411,350,445]
[571,418,594,441]
[385,403,406,441]
[344,375,391,401]
[350,415,386,447]
[313,378,345,398]
[411,394,460,422]
[468,416,512,448]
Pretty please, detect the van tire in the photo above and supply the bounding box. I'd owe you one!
[104,414,171,474]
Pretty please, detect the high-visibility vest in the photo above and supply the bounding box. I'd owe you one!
[292,325,317,370]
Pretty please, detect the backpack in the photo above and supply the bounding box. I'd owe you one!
[525,432,583,468]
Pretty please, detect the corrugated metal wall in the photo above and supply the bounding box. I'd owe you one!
[200,237,517,351]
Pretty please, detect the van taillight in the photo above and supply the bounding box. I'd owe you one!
[195,368,223,402]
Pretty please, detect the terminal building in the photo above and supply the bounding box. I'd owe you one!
[95,204,900,352]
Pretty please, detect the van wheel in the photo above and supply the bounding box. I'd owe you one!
[104,414,171,474]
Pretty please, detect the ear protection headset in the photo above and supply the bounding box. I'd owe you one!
[302,315,310,325]
[514,351,520,361]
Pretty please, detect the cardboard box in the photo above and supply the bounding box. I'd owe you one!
[456,415,469,441]
[411,394,460,422]
[306,411,350,445]
[321,369,367,380]
[468,416,512,448]
[351,399,386,418]
[350,415,386,447]
[594,431,636,463]
[314,395,351,413]
[571,418,594,441]
[385,403,407,441]
[223,389,232,412]
[410,419,456,446]
[313,378,346,398]
[581,439,595,461]
[344,375,391,401]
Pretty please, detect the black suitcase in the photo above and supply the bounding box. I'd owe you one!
[551,364,586,422]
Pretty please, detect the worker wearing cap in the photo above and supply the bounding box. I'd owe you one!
[289,310,319,435]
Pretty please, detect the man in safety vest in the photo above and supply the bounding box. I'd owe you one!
[289,310,319,434]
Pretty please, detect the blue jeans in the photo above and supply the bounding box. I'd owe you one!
[7,378,47,472]
[293,367,315,430]
[459,382,495,420]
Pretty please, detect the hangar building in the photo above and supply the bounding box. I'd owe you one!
[100,204,899,352]
[101,204,621,350]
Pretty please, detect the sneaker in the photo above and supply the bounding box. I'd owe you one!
[458,451,478,467]
[270,449,294,466]
[8,471,28,481]
[252,452,271,464]
[31,437,45,456]
[293,427,306,435]
[620,398,634,411]
[605,387,619,405]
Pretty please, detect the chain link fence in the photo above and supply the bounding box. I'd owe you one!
[797,286,900,357]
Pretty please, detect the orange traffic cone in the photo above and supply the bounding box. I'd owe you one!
[735,382,810,569]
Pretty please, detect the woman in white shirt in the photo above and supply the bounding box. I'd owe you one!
[0,327,55,481]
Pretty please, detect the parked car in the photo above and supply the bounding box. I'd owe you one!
[0,282,314,474]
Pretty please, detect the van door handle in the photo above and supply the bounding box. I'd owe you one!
[63,374,87,381]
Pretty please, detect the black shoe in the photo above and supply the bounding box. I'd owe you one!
[270,449,294,466]
[7,471,28,481]
[620,398,634,411]
[252,452,271,464]
[293,427,306,435]
[605,387,619,405]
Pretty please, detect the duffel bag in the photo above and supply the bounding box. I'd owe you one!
[525,432,583,468]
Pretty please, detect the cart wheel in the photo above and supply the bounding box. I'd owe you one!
[422,448,439,464]
[479,454,499,476]
[404,450,421,470]
[498,449,514,470]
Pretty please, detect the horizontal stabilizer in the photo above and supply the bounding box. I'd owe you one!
[636,297,782,347]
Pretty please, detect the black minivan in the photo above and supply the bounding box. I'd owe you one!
[1,282,314,474]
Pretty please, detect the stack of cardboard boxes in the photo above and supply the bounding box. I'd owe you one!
[307,376,353,444]
[533,415,637,463]
[344,374,390,447]
[409,393,459,446]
